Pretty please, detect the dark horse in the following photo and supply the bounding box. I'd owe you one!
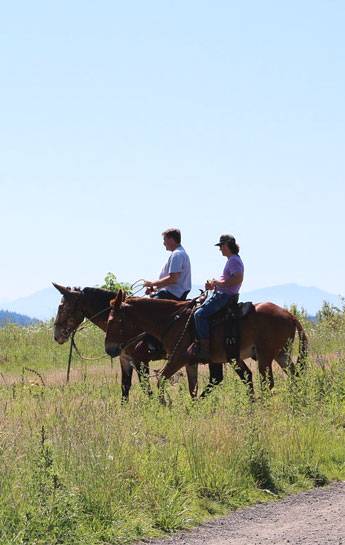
[52,283,225,400]
[105,291,308,398]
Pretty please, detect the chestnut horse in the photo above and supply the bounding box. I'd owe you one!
[105,291,308,398]
[52,283,224,400]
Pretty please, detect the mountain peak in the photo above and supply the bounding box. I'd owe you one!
[1,284,343,321]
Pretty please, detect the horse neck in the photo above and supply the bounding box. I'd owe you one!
[125,298,186,339]
[81,291,112,332]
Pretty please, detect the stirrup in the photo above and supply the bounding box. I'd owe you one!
[186,341,200,360]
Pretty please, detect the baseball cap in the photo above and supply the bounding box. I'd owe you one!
[215,234,235,246]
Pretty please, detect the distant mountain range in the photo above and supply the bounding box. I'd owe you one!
[190,283,343,317]
[0,283,343,321]
[0,287,61,321]
[0,309,37,327]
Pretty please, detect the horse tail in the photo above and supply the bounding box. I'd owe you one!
[294,318,308,371]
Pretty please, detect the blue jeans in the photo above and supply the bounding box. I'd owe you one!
[194,291,232,340]
[154,289,180,300]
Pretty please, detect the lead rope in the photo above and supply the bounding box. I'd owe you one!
[132,301,199,380]
[65,286,205,384]
[126,308,195,381]
[65,302,114,384]
[123,291,207,380]
[163,306,195,371]
[64,285,146,384]
[66,331,74,383]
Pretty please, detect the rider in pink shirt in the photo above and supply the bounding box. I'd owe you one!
[187,234,244,362]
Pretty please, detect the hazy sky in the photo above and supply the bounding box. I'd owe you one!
[1,1,344,300]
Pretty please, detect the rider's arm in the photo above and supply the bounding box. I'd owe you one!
[144,272,180,290]
[212,271,243,288]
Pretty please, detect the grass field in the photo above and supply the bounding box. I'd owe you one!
[0,311,345,544]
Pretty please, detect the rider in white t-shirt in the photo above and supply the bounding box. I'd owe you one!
[137,229,191,357]
[144,229,191,300]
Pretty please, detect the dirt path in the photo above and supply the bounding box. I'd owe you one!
[139,481,345,545]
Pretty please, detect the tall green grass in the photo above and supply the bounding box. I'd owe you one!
[0,316,345,544]
[0,320,108,379]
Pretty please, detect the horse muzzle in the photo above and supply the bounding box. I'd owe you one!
[105,341,121,358]
[53,327,69,345]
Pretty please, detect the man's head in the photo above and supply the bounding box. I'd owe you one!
[215,234,240,255]
[162,228,181,251]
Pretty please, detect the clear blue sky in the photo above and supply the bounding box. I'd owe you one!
[1,1,344,300]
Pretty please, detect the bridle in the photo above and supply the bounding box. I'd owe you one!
[54,292,112,339]
[114,305,148,350]
[54,291,113,383]
[54,279,155,341]
[54,294,83,339]
[55,283,206,384]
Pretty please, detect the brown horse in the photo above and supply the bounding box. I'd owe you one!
[53,283,144,401]
[52,283,223,400]
[105,291,308,398]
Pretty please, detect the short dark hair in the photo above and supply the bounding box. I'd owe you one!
[162,228,181,244]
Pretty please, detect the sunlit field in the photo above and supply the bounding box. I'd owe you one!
[0,306,345,545]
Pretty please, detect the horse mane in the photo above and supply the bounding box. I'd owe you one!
[124,296,189,320]
[82,287,119,311]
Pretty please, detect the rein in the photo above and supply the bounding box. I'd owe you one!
[65,303,113,384]
[63,283,205,384]
[115,296,198,351]
[66,327,111,384]
[60,281,148,384]
[112,292,206,380]
[128,299,198,380]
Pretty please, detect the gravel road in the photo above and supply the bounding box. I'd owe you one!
[139,481,345,545]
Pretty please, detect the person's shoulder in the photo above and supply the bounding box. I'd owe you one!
[229,254,243,264]
[178,246,190,259]
[174,245,187,255]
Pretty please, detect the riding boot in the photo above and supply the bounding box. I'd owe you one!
[186,339,211,363]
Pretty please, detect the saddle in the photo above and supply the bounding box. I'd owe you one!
[209,295,255,361]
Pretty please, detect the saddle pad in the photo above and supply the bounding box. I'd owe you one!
[210,301,254,325]
[210,302,254,361]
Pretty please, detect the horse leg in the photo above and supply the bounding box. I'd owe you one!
[199,363,223,398]
[256,350,275,390]
[119,352,134,402]
[157,358,188,404]
[185,363,198,399]
[136,361,153,397]
[275,339,295,375]
[232,359,254,397]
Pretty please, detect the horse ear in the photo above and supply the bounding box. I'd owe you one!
[52,283,72,297]
[110,289,123,309]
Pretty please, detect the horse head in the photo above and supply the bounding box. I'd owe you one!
[53,283,85,344]
[104,290,126,357]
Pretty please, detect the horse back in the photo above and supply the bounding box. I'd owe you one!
[210,301,297,363]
